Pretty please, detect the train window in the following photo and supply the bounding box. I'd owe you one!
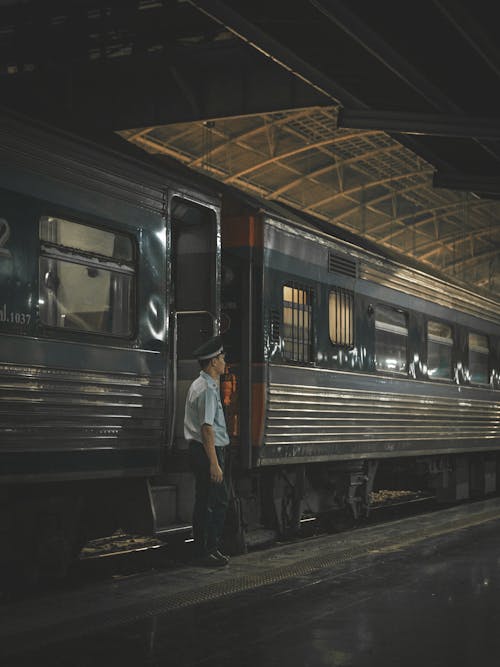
[283,284,313,362]
[468,332,489,384]
[329,288,354,347]
[375,306,407,373]
[427,321,453,380]
[38,216,135,336]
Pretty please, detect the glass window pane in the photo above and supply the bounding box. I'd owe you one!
[375,329,407,373]
[283,286,293,303]
[428,321,452,340]
[375,306,407,373]
[39,257,133,336]
[428,341,452,379]
[330,293,338,342]
[39,217,135,337]
[469,332,488,353]
[375,306,407,331]
[470,351,488,384]
[469,332,488,384]
[329,289,354,346]
[427,321,453,380]
[282,284,313,362]
[40,216,133,261]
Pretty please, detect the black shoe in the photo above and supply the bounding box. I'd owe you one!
[193,552,228,568]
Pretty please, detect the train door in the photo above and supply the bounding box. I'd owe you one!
[169,195,220,451]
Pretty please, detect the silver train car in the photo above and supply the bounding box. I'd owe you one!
[0,111,221,576]
[220,195,500,535]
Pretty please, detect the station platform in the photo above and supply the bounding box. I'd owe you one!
[3,497,500,665]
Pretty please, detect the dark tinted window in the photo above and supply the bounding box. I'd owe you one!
[375,305,407,374]
[469,332,489,384]
[427,321,453,380]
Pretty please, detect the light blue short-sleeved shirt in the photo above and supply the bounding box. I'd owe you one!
[184,371,230,447]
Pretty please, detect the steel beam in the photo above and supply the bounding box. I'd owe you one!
[339,109,500,141]
[311,0,459,113]
[433,172,500,197]
[312,0,500,165]
[187,0,361,109]
[442,247,500,272]
[433,0,500,81]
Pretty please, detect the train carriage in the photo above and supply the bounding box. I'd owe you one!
[220,195,500,534]
[0,110,222,575]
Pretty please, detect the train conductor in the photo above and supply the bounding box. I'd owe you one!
[184,335,230,567]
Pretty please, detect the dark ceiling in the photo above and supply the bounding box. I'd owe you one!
[2,0,500,289]
[2,1,500,180]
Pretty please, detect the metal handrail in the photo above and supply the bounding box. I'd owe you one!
[168,310,217,451]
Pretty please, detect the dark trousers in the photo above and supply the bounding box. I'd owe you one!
[188,441,229,558]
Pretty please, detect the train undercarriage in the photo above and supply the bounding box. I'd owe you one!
[1,451,498,585]
[229,451,500,545]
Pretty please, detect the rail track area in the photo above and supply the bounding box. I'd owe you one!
[2,499,500,666]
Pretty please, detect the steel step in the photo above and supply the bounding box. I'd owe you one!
[148,482,177,533]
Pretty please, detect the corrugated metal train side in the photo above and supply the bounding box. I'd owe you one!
[258,216,500,465]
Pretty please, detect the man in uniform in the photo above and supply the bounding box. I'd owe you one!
[184,335,230,567]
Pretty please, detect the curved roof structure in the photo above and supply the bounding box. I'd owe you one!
[121,105,500,293]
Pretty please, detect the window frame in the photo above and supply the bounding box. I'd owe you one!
[468,330,490,386]
[282,282,314,364]
[426,319,454,382]
[329,287,355,348]
[38,213,137,340]
[374,304,409,375]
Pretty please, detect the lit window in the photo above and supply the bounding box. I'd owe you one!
[329,288,354,347]
[375,306,407,374]
[39,216,135,336]
[427,321,453,380]
[283,284,313,362]
[469,332,489,384]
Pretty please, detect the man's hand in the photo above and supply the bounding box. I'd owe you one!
[202,423,223,484]
[210,460,223,484]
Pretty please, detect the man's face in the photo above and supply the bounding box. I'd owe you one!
[211,352,226,376]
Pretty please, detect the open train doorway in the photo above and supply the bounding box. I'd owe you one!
[169,195,220,452]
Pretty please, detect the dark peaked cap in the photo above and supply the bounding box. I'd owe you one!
[193,335,224,360]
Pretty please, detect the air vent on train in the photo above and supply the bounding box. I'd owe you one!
[328,252,358,278]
